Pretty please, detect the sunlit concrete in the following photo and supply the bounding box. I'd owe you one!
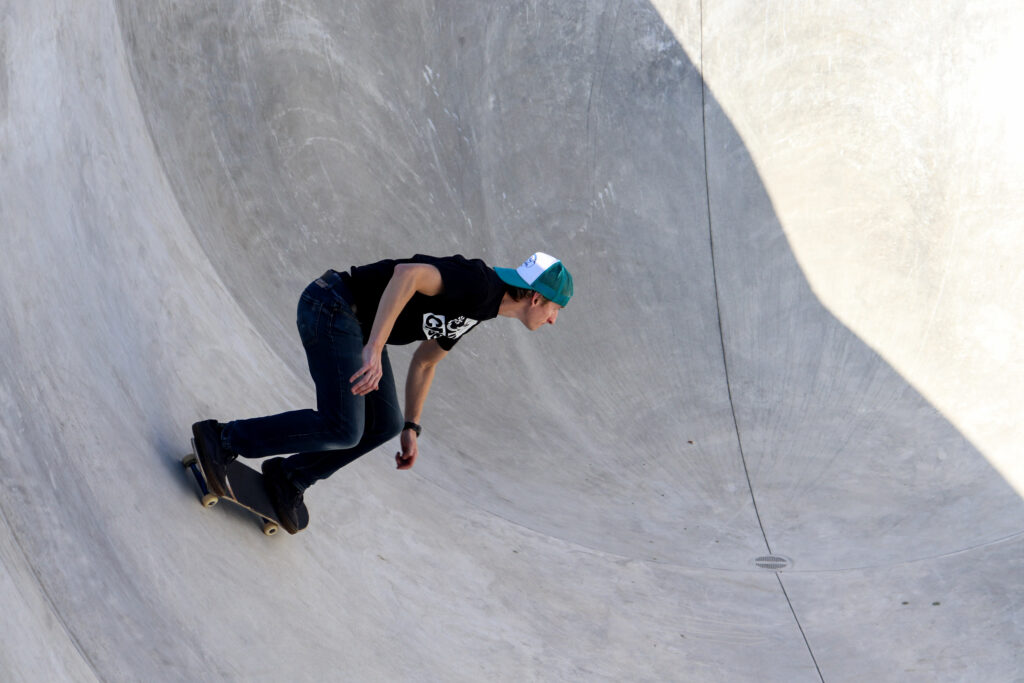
[699,1,1024,495]
[1,1,1021,680]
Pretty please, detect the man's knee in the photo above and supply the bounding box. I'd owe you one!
[321,412,364,450]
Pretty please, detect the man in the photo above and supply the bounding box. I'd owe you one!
[192,252,573,533]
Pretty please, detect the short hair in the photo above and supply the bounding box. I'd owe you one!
[504,284,551,304]
[504,284,534,302]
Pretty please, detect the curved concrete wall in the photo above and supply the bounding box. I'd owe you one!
[1,0,1021,680]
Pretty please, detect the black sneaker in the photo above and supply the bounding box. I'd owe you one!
[191,420,237,497]
[262,457,309,534]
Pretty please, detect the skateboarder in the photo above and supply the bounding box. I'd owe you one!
[192,252,573,533]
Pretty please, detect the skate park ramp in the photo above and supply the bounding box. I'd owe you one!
[2,0,1022,680]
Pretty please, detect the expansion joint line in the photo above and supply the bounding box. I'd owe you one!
[696,3,823,681]
[695,0,770,557]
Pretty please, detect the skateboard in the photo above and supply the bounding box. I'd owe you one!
[183,440,281,536]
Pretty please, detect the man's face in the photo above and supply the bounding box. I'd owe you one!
[525,295,563,330]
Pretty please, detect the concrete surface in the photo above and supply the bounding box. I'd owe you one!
[1,0,1022,680]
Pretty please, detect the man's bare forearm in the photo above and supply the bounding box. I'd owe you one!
[404,340,448,424]
[404,358,436,424]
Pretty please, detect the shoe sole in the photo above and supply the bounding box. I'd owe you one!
[191,422,230,498]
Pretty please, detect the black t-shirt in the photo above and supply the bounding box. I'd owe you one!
[341,254,506,351]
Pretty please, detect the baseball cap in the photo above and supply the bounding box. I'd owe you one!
[494,252,574,306]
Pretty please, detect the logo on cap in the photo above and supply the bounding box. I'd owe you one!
[517,252,559,286]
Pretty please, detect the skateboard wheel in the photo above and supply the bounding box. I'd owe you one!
[201,493,219,508]
[262,520,279,536]
[182,454,198,468]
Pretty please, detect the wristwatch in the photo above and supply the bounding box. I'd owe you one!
[403,421,422,437]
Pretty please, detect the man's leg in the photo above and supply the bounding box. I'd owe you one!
[278,349,404,491]
[221,279,366,459]
[212,277,367,532]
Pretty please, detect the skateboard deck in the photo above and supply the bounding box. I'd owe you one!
[184,440,282,536]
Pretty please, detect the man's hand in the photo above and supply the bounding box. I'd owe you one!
[395,429,418,470]
[350,345,383,395]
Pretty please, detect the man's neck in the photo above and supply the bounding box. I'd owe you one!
[497,293,527,321]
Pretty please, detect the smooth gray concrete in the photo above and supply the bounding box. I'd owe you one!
[1,0,1021,680]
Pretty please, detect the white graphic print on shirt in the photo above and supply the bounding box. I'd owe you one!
[422,313,478,341]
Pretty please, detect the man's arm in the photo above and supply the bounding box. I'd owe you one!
[350,263,443,396]
[395,340,448,470]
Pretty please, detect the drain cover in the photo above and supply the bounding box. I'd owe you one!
[754,555,790,570]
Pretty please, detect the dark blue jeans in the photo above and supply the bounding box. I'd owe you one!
[221,271,404,491]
